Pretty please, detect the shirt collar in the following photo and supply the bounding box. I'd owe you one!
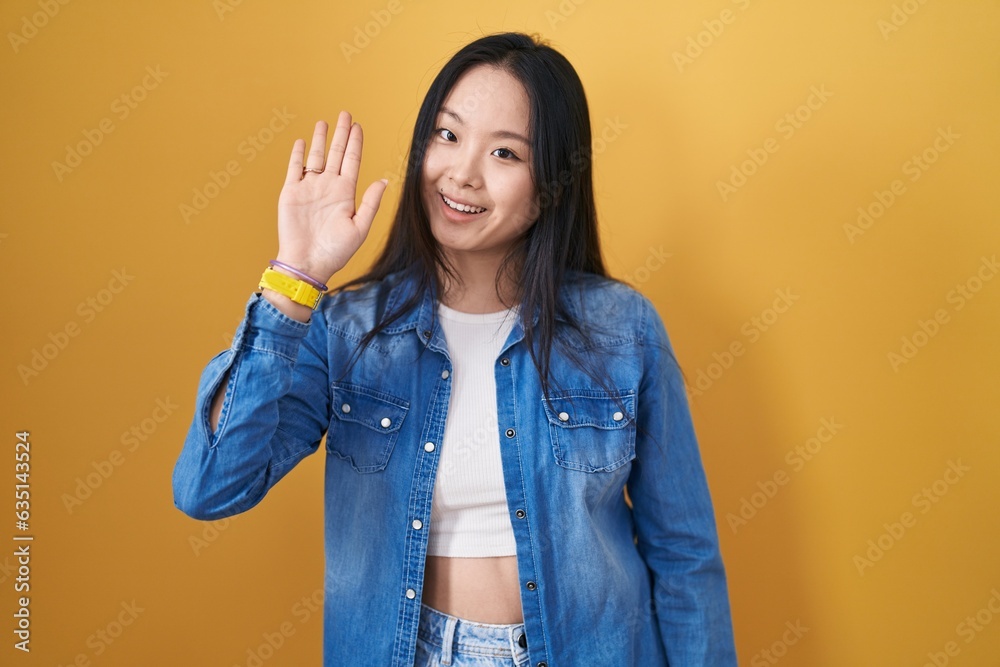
[377,267,579,353]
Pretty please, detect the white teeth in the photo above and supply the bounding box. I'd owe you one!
[442,194,486,214]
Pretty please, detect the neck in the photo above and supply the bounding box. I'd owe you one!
[437,250,520,314]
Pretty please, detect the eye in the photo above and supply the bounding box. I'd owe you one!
[434,127,456,142]
[492,147,519,161]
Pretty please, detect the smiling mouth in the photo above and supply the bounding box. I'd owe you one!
[441,193,487,214]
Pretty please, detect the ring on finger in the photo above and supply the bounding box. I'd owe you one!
[302,167,324,175]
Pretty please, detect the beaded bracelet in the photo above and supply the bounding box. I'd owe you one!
[269,259,329,292]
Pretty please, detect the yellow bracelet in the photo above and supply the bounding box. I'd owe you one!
[258,267,324,309]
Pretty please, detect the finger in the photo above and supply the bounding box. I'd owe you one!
[339,122,364,183]
[353,178,389,236]
[284,138,306,185]
[305,120,329,171]
[327,110,353,175]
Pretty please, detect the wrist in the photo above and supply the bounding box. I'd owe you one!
[260,287,313,323]
[273,256,335,287]
[258,266,324,311]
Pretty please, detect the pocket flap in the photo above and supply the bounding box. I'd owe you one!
[328,383,409,473]
[331,383,408,433]
[542,390,635,429]
[542,389,636,473]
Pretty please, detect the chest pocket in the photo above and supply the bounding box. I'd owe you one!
[328,383,409,473]
[542,389,636,473]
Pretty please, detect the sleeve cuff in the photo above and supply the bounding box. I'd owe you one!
[230,291,312,361]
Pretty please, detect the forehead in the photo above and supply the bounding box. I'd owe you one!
[439,65,530,129]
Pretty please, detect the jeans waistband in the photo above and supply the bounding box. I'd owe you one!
[417,602,529,664]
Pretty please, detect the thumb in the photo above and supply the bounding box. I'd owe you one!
[354,178,389,236]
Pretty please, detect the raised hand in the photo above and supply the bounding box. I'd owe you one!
[275,111,389,286]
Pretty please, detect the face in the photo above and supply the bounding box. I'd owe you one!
[421,65,538,267]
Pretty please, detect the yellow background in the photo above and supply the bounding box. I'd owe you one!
[3,0,998,664]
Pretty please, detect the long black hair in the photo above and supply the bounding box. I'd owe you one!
[331,31,681,419]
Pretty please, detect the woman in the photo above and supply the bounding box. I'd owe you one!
[172,31,736,667]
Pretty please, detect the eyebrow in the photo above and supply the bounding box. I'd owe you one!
[439,106,530,146]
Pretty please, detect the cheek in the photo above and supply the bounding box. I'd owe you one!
[493,174,536,211]
[422,146,445,179]
[511,181,539,223]
[421,161,441,204]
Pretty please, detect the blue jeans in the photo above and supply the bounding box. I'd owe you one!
[414,603,531,667]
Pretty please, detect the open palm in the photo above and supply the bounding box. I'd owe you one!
[276,111,388,285]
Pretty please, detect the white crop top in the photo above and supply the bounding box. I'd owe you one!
[425,300,519,557]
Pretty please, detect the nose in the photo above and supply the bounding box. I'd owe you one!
[445,143,482,189]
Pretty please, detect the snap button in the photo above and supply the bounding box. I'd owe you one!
[613,411,623,421]
[422,330,432,338]
[537,662,547,667]
[505,428,515,438]
[500,357,510,366]
[424,442,435,452]
[340,403,351,413]
[518,632,527,648]
[412,519,422,530]
[380,417,391,428]
[441,369,450,379]
[515,509,526,519]
[558,411,569,422]
[405,588,416,599]
[526,581,536,590]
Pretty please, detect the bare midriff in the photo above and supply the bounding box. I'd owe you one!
[422,555,524,624]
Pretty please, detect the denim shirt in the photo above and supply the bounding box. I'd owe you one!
[171,268,736,667]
